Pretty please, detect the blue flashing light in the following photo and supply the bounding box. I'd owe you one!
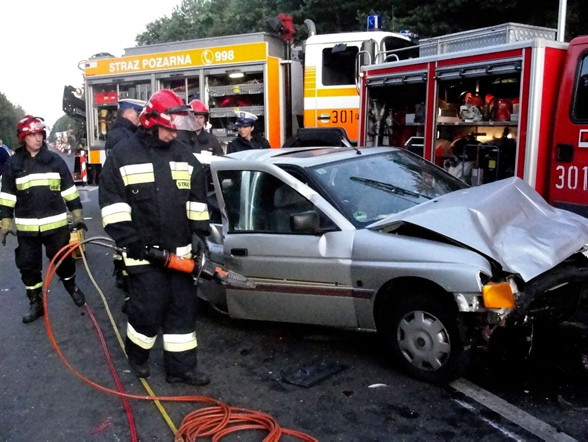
[367,14,382,31]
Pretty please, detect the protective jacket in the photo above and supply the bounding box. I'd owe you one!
[105,116,137,153]
[99,128,210,274]
[177,130,223,155]
[226,134,270,153]
[0,143,82,236]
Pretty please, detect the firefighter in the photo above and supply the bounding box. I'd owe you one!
[0,116,87,323]
[226,111,270,153]
[104,98,146,305]
[98,89,211,386]
[177,99,223,156]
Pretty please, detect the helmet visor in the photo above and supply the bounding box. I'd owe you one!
[166,111,198,131]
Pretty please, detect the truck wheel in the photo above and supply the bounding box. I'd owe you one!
[382,293,468,383]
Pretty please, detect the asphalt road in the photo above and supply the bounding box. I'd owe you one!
[0,150,586,441]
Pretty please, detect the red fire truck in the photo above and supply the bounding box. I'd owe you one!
[359,23,588,217]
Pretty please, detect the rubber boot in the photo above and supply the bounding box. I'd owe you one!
[23,288,44,324]
[62,277,86,307]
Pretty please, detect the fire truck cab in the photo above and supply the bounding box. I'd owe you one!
[359,23,588,217]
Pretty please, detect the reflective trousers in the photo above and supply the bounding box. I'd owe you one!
[15,228,75,290]
[125,267,199,376]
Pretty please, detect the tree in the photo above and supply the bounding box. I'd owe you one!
[0,92,25,149]
[135,0,587,46]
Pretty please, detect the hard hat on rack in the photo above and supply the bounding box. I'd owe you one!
[234,111,257,127]
[118,98,146,112]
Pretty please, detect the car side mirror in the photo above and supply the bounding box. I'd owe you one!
[291,210,320,234]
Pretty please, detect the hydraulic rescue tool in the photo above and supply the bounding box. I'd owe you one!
[124,246,256,289]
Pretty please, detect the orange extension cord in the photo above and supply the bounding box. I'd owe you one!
[44,237,317,442]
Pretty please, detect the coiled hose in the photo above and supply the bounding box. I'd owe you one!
[44,235,317,441]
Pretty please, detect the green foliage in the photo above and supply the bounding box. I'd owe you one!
[135,0,586,46]
[0,92,25,149]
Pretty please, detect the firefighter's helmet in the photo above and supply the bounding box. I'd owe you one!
[189,99,209,117]
[17,115,46,144]
[139,89,197,131]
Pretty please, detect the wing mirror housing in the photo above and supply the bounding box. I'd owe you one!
[291,210,320,234]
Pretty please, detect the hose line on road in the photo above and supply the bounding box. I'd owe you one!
[43,235,317,442]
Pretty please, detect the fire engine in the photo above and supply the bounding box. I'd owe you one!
[359,22,588,217]
[64,16,415,184]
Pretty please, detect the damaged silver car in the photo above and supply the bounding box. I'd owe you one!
[201,146,588,383]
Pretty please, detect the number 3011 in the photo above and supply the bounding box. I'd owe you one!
[555,165,588,190]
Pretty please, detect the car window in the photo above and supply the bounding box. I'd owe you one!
[309,150,467,227]
[218,170,337,233]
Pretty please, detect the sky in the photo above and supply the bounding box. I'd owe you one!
[1,0,183,129]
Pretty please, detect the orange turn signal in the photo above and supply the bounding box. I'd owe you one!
[482,282,515,309]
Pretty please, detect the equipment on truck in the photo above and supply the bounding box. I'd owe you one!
[359,22,588,218]
[66,15,416,183]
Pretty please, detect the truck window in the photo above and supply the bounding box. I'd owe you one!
[322,45,359,86]
[572,54,588,121]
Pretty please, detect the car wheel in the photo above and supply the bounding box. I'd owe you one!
[383,293,468,383]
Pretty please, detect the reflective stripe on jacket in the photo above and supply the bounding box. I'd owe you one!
[0,144,82,236]
[99,129,210,272]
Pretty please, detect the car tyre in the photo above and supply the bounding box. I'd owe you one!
[382,293,468,383]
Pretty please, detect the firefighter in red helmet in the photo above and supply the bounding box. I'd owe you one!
[98,89,211,386]
[176,99,223,156]
[0,115,87,323]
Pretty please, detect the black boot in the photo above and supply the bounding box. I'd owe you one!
[166,369,210,386]
[23,288,44,324]
[62,277,86,307]
[129,358,151,378]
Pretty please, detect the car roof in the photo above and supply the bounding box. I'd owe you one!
[227,146,400,168]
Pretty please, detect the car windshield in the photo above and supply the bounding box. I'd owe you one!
[309,150,467,227]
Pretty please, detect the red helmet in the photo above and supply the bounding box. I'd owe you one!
[139,89,196,131]
[17,115,46,143]
[189,99,209,116]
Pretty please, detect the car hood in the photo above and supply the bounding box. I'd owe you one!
[369,177,588,282]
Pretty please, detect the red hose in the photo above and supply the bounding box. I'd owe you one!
[44,239,317,441]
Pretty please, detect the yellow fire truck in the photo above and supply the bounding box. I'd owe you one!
[65,18,414,183]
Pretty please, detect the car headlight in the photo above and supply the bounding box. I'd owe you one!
[482,281,515,309]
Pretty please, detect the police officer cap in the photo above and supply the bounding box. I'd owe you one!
[119,98,146,112]
[235,110,258,127]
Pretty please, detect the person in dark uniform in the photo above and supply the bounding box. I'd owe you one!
[99,89,211,386]
[226,111,270,153]
[177,99,223,156]
[105,99,146,156]
[104,98,146,305]
[0,116,87,323]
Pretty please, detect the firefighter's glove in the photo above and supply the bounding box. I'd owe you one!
[1,218,17,246]
[125,240,147,260]
[192,232,209,258]
[70,209,87,231]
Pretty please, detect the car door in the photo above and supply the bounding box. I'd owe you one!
[212,162,362,327]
